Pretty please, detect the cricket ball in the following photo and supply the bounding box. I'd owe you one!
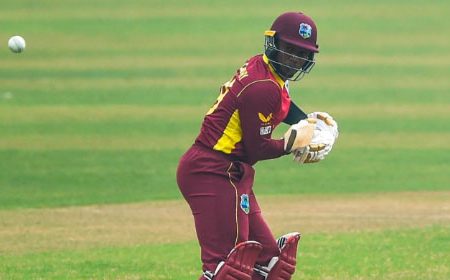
[8,35,26,53]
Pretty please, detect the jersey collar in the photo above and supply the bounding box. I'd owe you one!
[263,54,285,89]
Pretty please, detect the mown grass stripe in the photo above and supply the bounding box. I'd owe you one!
[1,54,449,70]
[0,132,449,150]
[1,104,448,123]
[1,75,449,91]
[1,0,447,20]
[0,191,447,254]
[1,225,447,279]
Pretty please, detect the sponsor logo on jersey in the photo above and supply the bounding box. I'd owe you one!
[260,125,272,135]
[299,23,312,39]
[258,113,273,135]
[258,112,273,123]
[240,194,250,214]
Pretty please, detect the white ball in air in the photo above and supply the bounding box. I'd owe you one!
[8,36,26,53]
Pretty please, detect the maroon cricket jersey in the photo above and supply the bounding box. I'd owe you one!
[195,54,291,165]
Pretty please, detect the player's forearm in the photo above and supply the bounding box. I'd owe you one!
[283,101,307,125]
[244,138,286,165]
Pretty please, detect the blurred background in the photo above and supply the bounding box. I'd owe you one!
[0,0,449,279]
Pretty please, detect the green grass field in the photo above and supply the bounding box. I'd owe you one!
[1,0,449,279]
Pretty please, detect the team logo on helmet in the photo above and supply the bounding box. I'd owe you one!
[299,23,312,39]
[240,194,250,214]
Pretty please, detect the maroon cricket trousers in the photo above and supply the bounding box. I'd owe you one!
[177,144,280,279]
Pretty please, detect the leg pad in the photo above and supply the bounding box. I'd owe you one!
[255,232,301,280]
[212,241,263,280]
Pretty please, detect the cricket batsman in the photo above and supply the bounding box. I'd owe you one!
[177,11,339,280]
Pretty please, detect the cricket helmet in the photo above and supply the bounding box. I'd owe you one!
[264,12,319,81]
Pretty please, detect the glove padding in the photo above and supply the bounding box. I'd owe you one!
[307,112,339,139]
[283,119,316,153]
[293,112,338,163]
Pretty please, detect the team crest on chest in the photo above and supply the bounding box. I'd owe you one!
[240,194,250,214]
[299,23,312,39]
